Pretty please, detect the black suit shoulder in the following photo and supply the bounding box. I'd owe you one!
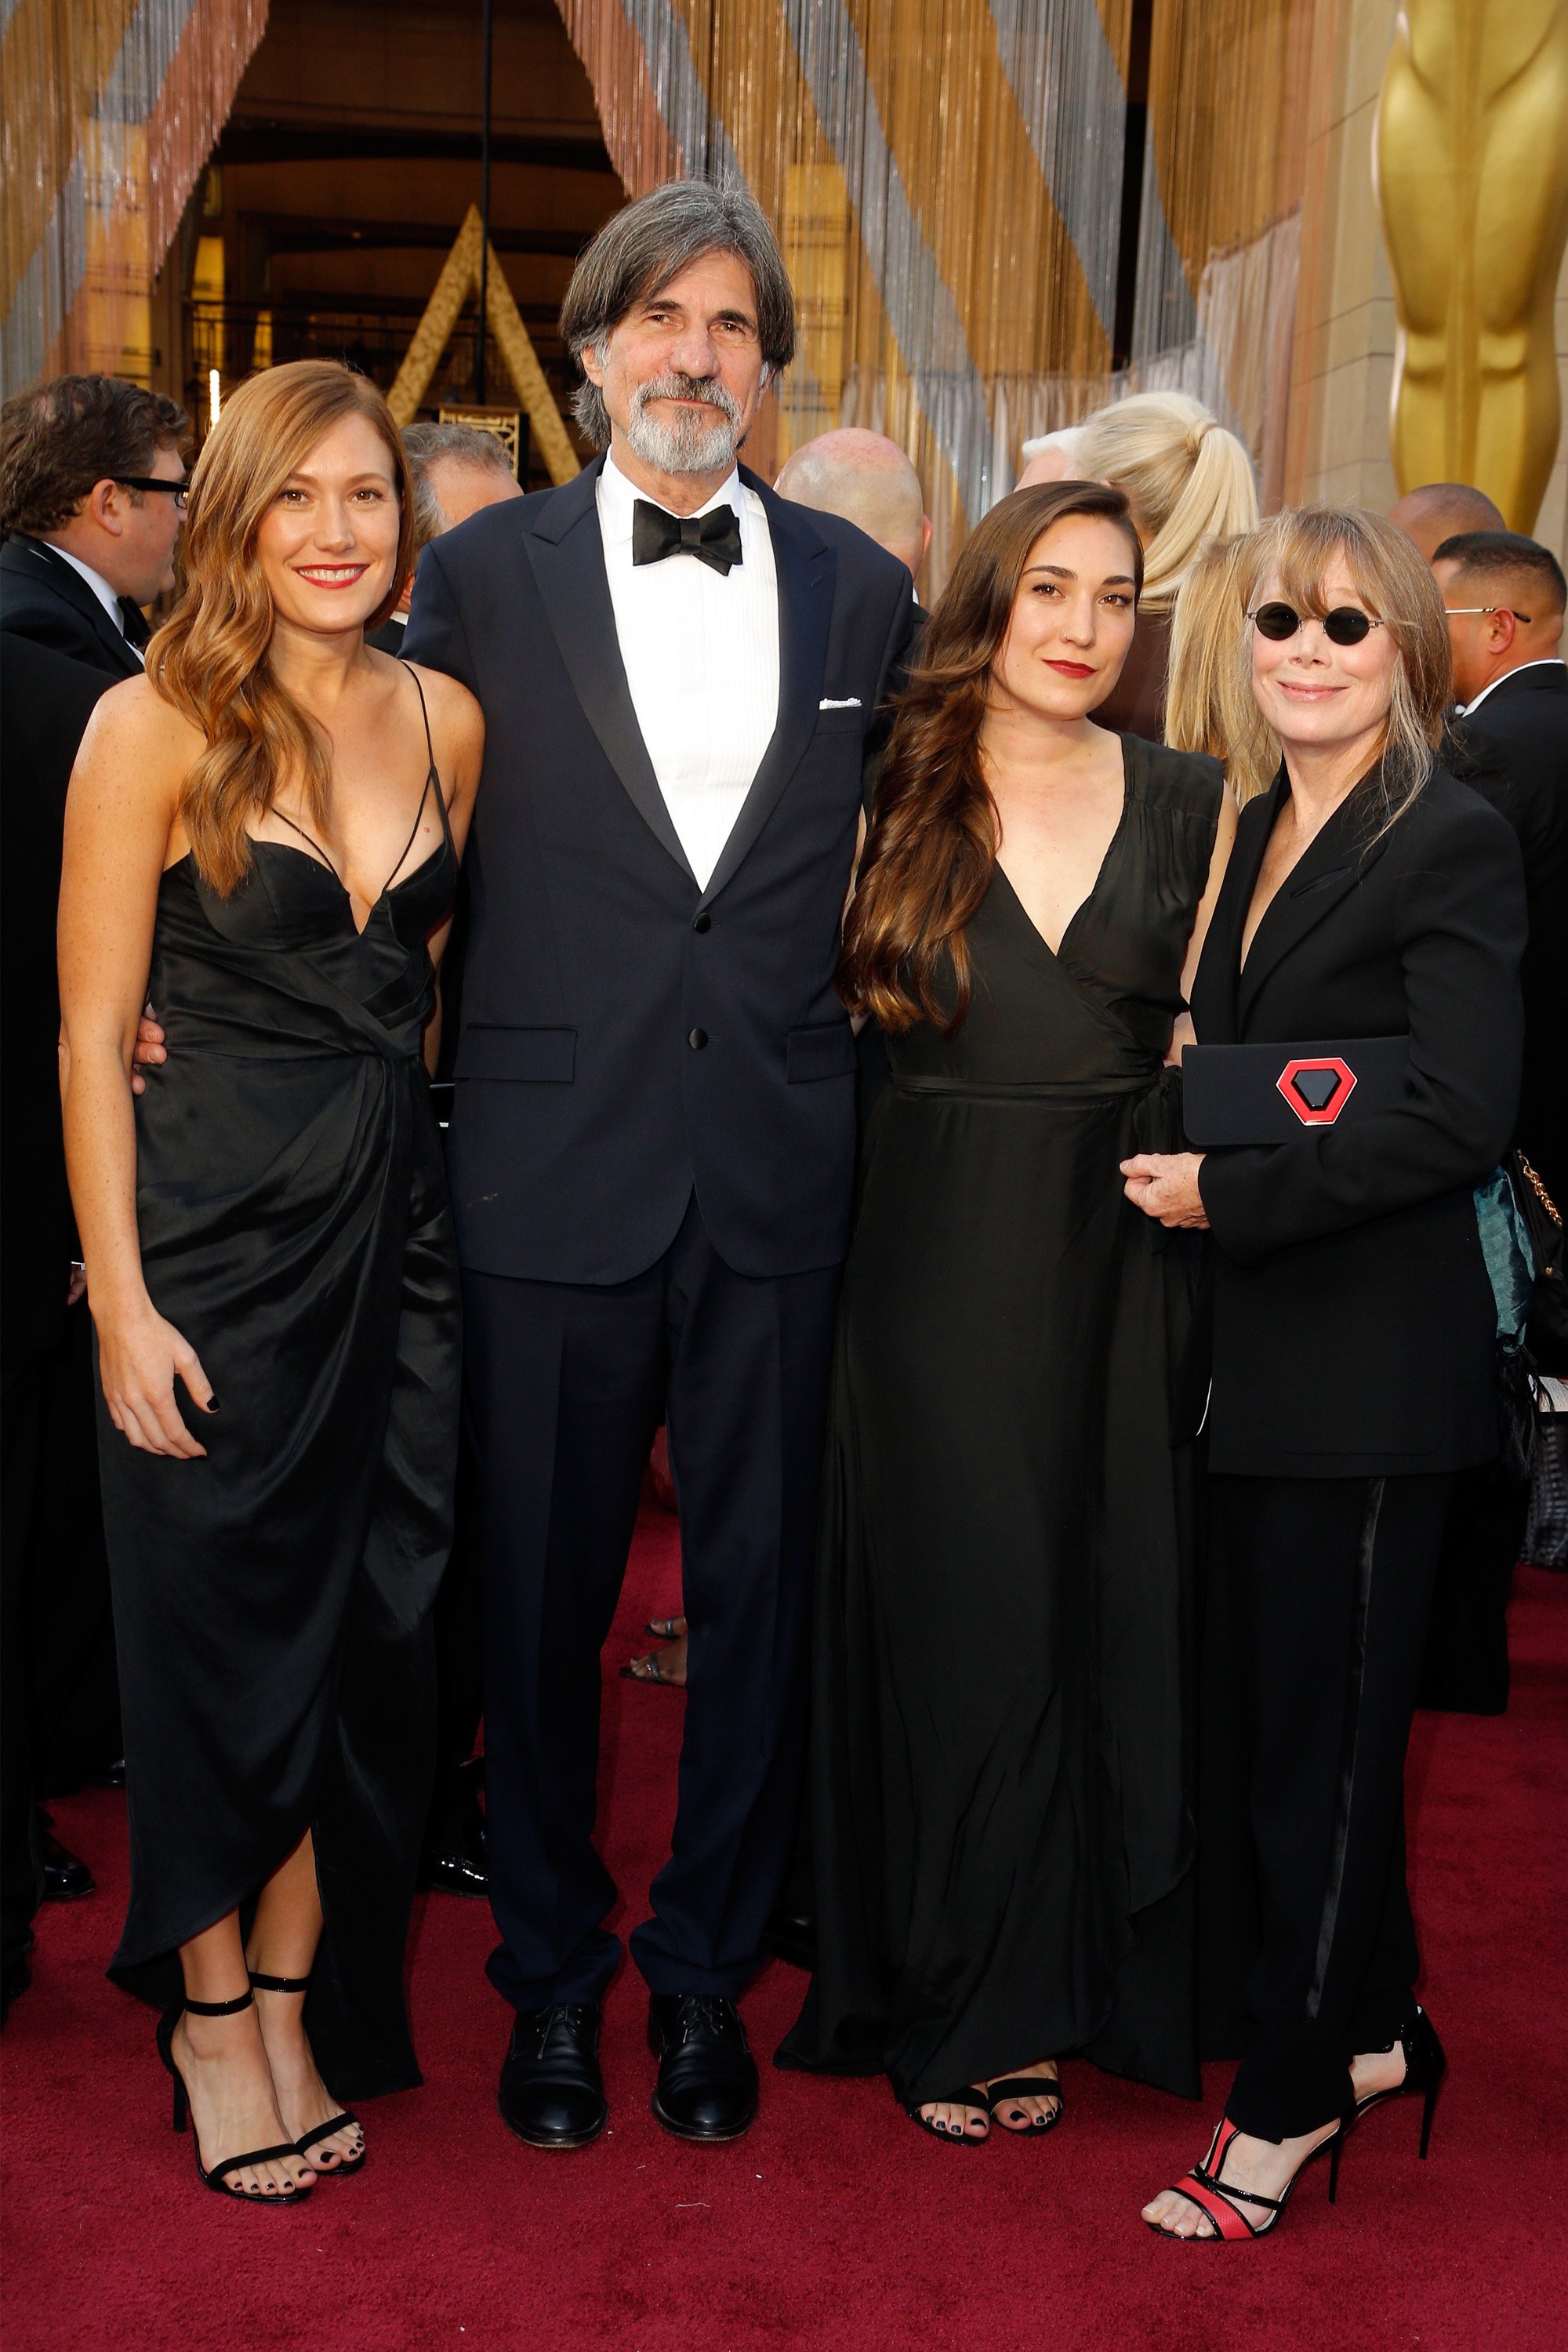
[1,537,137,677]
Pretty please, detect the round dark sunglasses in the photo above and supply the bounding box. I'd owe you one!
[1251,601,1385,647]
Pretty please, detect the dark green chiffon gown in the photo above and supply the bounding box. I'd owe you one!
[779,737,1222,2107]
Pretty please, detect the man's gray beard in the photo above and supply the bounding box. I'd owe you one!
[624,383,742,476]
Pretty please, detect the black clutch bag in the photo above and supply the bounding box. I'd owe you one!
[1181,1036,1410,1147]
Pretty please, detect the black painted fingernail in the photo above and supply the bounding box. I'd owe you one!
[205,1398,221,1413]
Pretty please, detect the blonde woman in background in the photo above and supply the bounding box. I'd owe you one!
[58,361,482,2202]
[1077,392,1258,740]
[1164,534,1276,801]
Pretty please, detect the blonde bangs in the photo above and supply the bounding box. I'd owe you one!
[1232,506,1453,833]
[145,361,414,895]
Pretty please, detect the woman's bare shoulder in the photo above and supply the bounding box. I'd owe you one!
[405,659,483,743]
[74,673,205,775]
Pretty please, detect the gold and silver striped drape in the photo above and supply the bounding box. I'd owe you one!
[554,0,1314,590]
[1,0,267,397]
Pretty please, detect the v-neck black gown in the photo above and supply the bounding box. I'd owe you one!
[779,737,1222,2107]
[97,779,460,2100]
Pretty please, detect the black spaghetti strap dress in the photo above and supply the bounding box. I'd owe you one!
[98,673,460,2100]
[779,737,1221,2110]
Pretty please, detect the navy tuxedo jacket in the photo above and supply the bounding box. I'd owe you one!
[402,457,919,1284]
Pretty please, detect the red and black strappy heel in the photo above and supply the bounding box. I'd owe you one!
[155,1991,313,2204]
[1149,2107,1350,2242]
[249,1970,367,2176]
[1353,2005,1445,2157]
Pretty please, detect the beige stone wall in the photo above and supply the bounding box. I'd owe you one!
[1285,0,1566,558]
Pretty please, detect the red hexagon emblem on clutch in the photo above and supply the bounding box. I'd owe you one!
[1277,1056,1357,1123]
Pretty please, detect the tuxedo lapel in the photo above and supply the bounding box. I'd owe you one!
[700,478,835,908]
[1237,768,1393,1030]
[5,538,142,677]
[522,463,695,882]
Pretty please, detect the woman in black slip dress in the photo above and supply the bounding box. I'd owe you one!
[777,482,1236,2143]
[58,361,482,2205]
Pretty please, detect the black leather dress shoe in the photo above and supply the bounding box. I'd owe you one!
[764,1902,817,1973]
[498,2005,608,2149]
[38,1817,94,1902]
[417,1777,488,1897]
[648,1994,758,2141]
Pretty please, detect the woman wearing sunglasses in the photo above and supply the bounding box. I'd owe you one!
[1123,507,1526,2241]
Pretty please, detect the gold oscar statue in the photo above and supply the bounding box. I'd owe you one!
[1375,0,1568,529]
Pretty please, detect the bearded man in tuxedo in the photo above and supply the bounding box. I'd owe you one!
[403,181,916,2146]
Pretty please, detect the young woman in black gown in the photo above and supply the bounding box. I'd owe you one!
[778,482,1236,2141]
[58,361,482,2201]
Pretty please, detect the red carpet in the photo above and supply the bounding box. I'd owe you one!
[5,1508,1565,2351]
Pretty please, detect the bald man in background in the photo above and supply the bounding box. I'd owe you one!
[1388,479,1505,563]
[775,428,931,599]
[368,420,525,653]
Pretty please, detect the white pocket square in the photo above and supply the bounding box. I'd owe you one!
[819,696,862,710]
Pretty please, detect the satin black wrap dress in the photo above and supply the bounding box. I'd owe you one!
[779,738,1222,2107]
[98,770,460,2100]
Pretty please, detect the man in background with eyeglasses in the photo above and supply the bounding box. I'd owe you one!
[1417,528,1567,1716]
[0,376,188,680]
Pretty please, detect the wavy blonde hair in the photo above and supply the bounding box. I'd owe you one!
[1169,506,1452,829]
[1076,390,1258,608]
[146,361,412,895]
[1166,533,1276,800]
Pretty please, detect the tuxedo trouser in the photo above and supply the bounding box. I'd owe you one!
[465,1199,840,2008]
[1216,1472,1451,2141]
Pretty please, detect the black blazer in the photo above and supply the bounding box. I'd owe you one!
[402,457,919,1283]
[1,635,113,1356]
[1190,765,1526,1478]
[1447,662,1568,1200]
[0,535,144,680]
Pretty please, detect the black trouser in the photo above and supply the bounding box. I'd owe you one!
[1417,1464,1524,1715]
[465,1199,840,2009]
[2,1319,120,1982]
[1216,1472,1451,2141]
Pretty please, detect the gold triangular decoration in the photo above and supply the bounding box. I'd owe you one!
[387,205,579,485]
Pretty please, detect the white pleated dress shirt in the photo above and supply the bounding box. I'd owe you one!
[595,452,780,888]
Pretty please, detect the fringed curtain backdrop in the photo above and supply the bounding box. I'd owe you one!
[1132,0,1316,511]
[1,0,268,397]
[552,0,1316,589]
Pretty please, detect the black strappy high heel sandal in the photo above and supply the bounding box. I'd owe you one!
[906,2086,991,2144]
[985,2071,1065,2136]
[155,1991,313,2204]
[1352,2005,1446,2158]
[248,1970,367,2176]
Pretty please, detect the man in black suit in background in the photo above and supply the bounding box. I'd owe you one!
[0,376,187,678]
[1435,531,1567,1201]
[1419,530,1568,1713]
[0,380,187,1951]
[405,182,917,2147]
[0,638,112,2020]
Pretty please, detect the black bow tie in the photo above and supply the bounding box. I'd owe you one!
[631,500,743,577]
[118,596,151,648]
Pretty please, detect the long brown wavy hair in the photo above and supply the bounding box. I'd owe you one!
[840,481,1143,1033]
[146,361,413,895]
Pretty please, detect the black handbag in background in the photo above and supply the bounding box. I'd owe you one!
[1509,1151,1568,1376]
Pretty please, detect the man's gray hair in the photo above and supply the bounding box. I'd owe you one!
[560,180,797,449]
[401,419,515,551]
